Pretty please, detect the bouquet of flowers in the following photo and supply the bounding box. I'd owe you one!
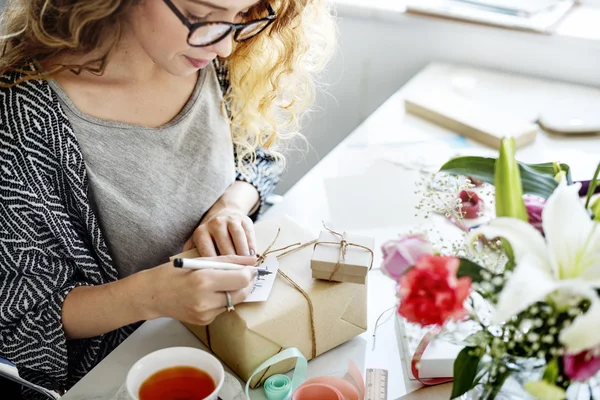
[381,137,600,400]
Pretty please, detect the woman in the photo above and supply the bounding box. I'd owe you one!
[0,0,335,395]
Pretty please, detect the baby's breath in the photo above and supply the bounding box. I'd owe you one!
[414,172,476,233]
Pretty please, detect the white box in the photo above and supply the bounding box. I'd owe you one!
[395,313,464,379]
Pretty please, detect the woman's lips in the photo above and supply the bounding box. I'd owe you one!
[184,56,211,69]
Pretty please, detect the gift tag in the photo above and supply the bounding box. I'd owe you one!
[365,368,388,400]
[244,255,279,303]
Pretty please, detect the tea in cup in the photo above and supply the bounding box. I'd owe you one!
[126,347,224,400]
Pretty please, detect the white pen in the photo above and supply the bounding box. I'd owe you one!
[173,258,272,276]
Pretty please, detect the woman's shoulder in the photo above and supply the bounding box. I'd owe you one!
[0,70,77,196]
[1,71,58,110]
[1,71,68,145]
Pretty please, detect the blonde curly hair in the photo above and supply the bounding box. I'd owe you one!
[0,0,337,166]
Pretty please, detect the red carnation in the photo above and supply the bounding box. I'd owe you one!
[398,255,471,327]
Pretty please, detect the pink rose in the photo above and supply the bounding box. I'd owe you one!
[564,348,600,381]
[459,190,483,219]
[523,195,545,235]
[398,256,471,327]
[380,235,433,280]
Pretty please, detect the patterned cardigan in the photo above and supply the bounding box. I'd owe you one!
[0,60,282,394]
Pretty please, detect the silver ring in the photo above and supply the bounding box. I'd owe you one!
[225,291,234,312]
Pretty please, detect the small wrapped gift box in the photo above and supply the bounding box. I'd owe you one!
[310,228,374,284]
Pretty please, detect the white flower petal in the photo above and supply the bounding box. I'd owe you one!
[493,254,557,324]
[469,217,552,274]
[543,183,597,279]
[559,285,600,353]
[579,223,600,280]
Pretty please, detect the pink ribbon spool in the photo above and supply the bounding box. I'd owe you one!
[292,383,344,400]
[291,362,364,400]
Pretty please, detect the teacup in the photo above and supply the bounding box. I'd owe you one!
[126,347,224,400]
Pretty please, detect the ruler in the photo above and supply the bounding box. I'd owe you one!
[365,368,388,400]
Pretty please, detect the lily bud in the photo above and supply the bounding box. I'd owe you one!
[494,137,528,221]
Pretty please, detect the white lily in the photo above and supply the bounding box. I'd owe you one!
[469,182,600,354]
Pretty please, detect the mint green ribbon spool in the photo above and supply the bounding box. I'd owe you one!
[244,348,307,400]
[263,374,292,400]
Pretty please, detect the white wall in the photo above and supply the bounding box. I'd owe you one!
[275,11,600,194]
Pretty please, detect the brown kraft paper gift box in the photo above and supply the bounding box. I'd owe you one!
[170,215,367,388]
[310,229,374,285]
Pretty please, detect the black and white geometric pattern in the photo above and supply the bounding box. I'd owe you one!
[0,63,281,396]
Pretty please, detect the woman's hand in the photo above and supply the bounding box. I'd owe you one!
[183,181,261,256]
[183,207,257,256]
[61,255,258,339]
[144,255,257,326]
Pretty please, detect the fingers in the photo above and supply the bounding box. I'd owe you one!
[194,230,217,257]
[242,219,257,256]
[208,255,257,266]
[181,237,195,252]
[200,267,257,292]
[189,284,254,326]
[219,285,254,308]
[229,222,250,256]
[213,285,254,313]
[193,216,256,256]
[166,255,257,326]
[212,223,236,256]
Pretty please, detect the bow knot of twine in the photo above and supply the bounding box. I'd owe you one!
[313,223,374,281]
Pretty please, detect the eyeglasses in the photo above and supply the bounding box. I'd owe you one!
[163,0,276,47]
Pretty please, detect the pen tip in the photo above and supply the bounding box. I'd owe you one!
[173,258,183,268]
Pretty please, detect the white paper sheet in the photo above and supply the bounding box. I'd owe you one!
[243,255,279,303]
[324,160,427,231]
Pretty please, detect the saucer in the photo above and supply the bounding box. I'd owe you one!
[217,372,246,400]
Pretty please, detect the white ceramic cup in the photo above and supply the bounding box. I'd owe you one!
[126,347,224,400]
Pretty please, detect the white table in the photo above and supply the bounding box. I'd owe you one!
[62,62,600,400]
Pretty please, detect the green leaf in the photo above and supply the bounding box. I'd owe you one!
[485,366,512,400]
[530,162,572,183]
[542,359,560,383]
[463,330,491,347]
[451,347,482,399]
[439,158,571,199]
[585,162,600,209]
[457,258,486,283]
[501,240,516,272]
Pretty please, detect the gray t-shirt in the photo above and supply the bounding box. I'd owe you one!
[49,64,235,277]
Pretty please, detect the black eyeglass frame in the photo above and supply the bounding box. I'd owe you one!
[163,0,277,47]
